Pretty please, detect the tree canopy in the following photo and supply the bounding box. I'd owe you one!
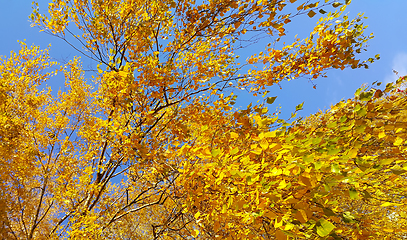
[1,0,405,239]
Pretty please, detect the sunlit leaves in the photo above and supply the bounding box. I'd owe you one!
[0,0,390,239]
[316,219,335,237]
[179,76,407,239]
[244,9,373,89]
[295,102,304,111]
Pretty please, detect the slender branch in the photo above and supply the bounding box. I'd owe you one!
[28,176,48,239]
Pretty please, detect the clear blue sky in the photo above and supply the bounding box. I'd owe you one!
[1,1,406,119]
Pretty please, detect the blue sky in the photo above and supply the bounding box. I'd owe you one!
[1,0,406,119]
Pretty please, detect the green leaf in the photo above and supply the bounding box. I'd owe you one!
[361,190,373,199]
[349,188,359,199]
[356,107,367,116]
[396,76,407,84]
[359,91,373,101]
[390,165,407,175]
[328,148,341,156]
[316,219,335,237]
[303,154,314,163]
[295,102,304,111]
[327,122,337,128]
[342,212,356,223]
[323,208,336,217]
[312,137,322,145]
[331,163,340,173]
[354,87,362,97]
[314,161,323,170]
[354,104,361,112]
[385,82,394,92]
[339,115,347,123]
[267,96,277,104]
[340,124,353,131]
[355,124,366,133]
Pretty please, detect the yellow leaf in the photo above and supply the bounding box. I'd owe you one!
[260,139,269,150]
[348,148,358,158]
[230,147,239,155]
[271,167,283,176]
[381,202,397,207]
[230,132,239,139]
[269,143,282,151]
[378,131,386,139]
[192,229,199,237]
[250,148,262,155]
[277,179,287,189]
[264,131,276,138]
[194,211,201,219]
[394,137,403,146]
[274,216,283,228]
[118,71,127,78]
[380,158,394,165]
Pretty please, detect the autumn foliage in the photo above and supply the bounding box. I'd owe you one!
[1,0,405,239]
